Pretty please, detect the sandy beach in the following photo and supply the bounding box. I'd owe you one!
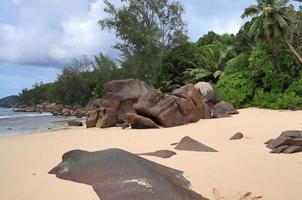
[0,108,302,200]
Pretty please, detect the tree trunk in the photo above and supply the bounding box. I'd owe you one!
[285,40,302,64]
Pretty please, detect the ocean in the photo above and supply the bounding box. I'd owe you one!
[0,107,80,136]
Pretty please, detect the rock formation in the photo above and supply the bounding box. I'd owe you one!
[86,80,238,129]
[266,130,302,154]
[175,136,218,152]
[49,148,208,200]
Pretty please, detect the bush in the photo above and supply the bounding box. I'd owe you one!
[215,72,253,108]
[215,53,253,108]
[253,89,302,110]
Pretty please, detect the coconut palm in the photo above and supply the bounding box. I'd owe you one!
[241,0,302,63]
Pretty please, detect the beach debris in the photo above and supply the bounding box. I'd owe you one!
[175,136,218,152]
[266,130,302,154]
[95,107,118,128]
[67,120,83,127]
[213,101,239,118]
[137,150,176,159]
[230,132,244,140]
[212,188,263,200]
[49,148,208,200]
[125,113,160,129]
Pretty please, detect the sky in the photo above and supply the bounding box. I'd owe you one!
[0,0,300,98]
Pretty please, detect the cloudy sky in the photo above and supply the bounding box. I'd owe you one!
[0,0,299,98]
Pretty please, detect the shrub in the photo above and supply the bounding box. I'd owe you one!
[253,89,302,110]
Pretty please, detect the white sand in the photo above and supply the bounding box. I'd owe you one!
[0,108,302,200]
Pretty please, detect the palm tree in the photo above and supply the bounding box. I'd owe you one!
[241,0,302,63]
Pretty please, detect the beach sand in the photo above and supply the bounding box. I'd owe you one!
[0,108,302,200]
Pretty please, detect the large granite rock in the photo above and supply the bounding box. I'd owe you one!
[134,84,204,127]
[213,101,238,118]
[49,148,208,200]
[266,130,302,154]
[125,113,160,129]
[96,107,118,128]
[86,79,154,128]
[86,110,99,128]
[194,82,219,106]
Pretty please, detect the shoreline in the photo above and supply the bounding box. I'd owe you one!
[1,108,302,199]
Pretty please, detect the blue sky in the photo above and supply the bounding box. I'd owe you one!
[0,0,300,98]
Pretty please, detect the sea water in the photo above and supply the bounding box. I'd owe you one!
[0,107,79,136]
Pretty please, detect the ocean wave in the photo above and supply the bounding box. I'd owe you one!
[0,113,52,120]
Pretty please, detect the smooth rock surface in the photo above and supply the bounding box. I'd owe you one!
[49,149,208,200]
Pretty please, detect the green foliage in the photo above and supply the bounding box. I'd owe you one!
[0,96,19,108]
[215,54,253,107]
[99,0,187,80]
[253,90,302,110]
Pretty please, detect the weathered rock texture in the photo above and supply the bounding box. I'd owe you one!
[49,148,208,200]
[86,80,238,129]
[175,136,218,152]
[266,130,302,154]
[138,150,176,159]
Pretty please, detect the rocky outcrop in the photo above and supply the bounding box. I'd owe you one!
[95,107,118,128]
[86,79,154,128]
[134,84,204,127]
[266,130,302,154]
[14,102,87,117]
[86,110,99,128]
[194,82,219,106]
[86,80,239,129]
[138,150,177,159]
[125,113,160,129]
[213,101,239,118]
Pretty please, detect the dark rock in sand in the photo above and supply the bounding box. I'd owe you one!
[86,110,99,128]
[229,132,244,140]
[213,101,238,118]
[67,120,83,127]
[266,130,302,154]
[138,150,177,159]
[283,146,302,154]
[170,143,178,146]
[49,148,208,200]
[95,107,118,128]
[280,130,302,138]
[175,136,218,152]
[266,136,292,149]
[125,113,160,129]
[270,145,289,153]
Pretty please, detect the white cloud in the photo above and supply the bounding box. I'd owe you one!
[0,0,117,67]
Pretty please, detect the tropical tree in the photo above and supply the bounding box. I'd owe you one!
[241,0,302,63]
[99,0,187,80]
[183,44,232,83]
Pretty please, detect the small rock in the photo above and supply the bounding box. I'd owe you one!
[138,150,177,159]
[175,136,218,152]
[229,132,244,140]
[170,143,178,146]
[67,120,83,127]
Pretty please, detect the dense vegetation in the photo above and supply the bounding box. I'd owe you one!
[0,95,19,108]
[18,0,302,110]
